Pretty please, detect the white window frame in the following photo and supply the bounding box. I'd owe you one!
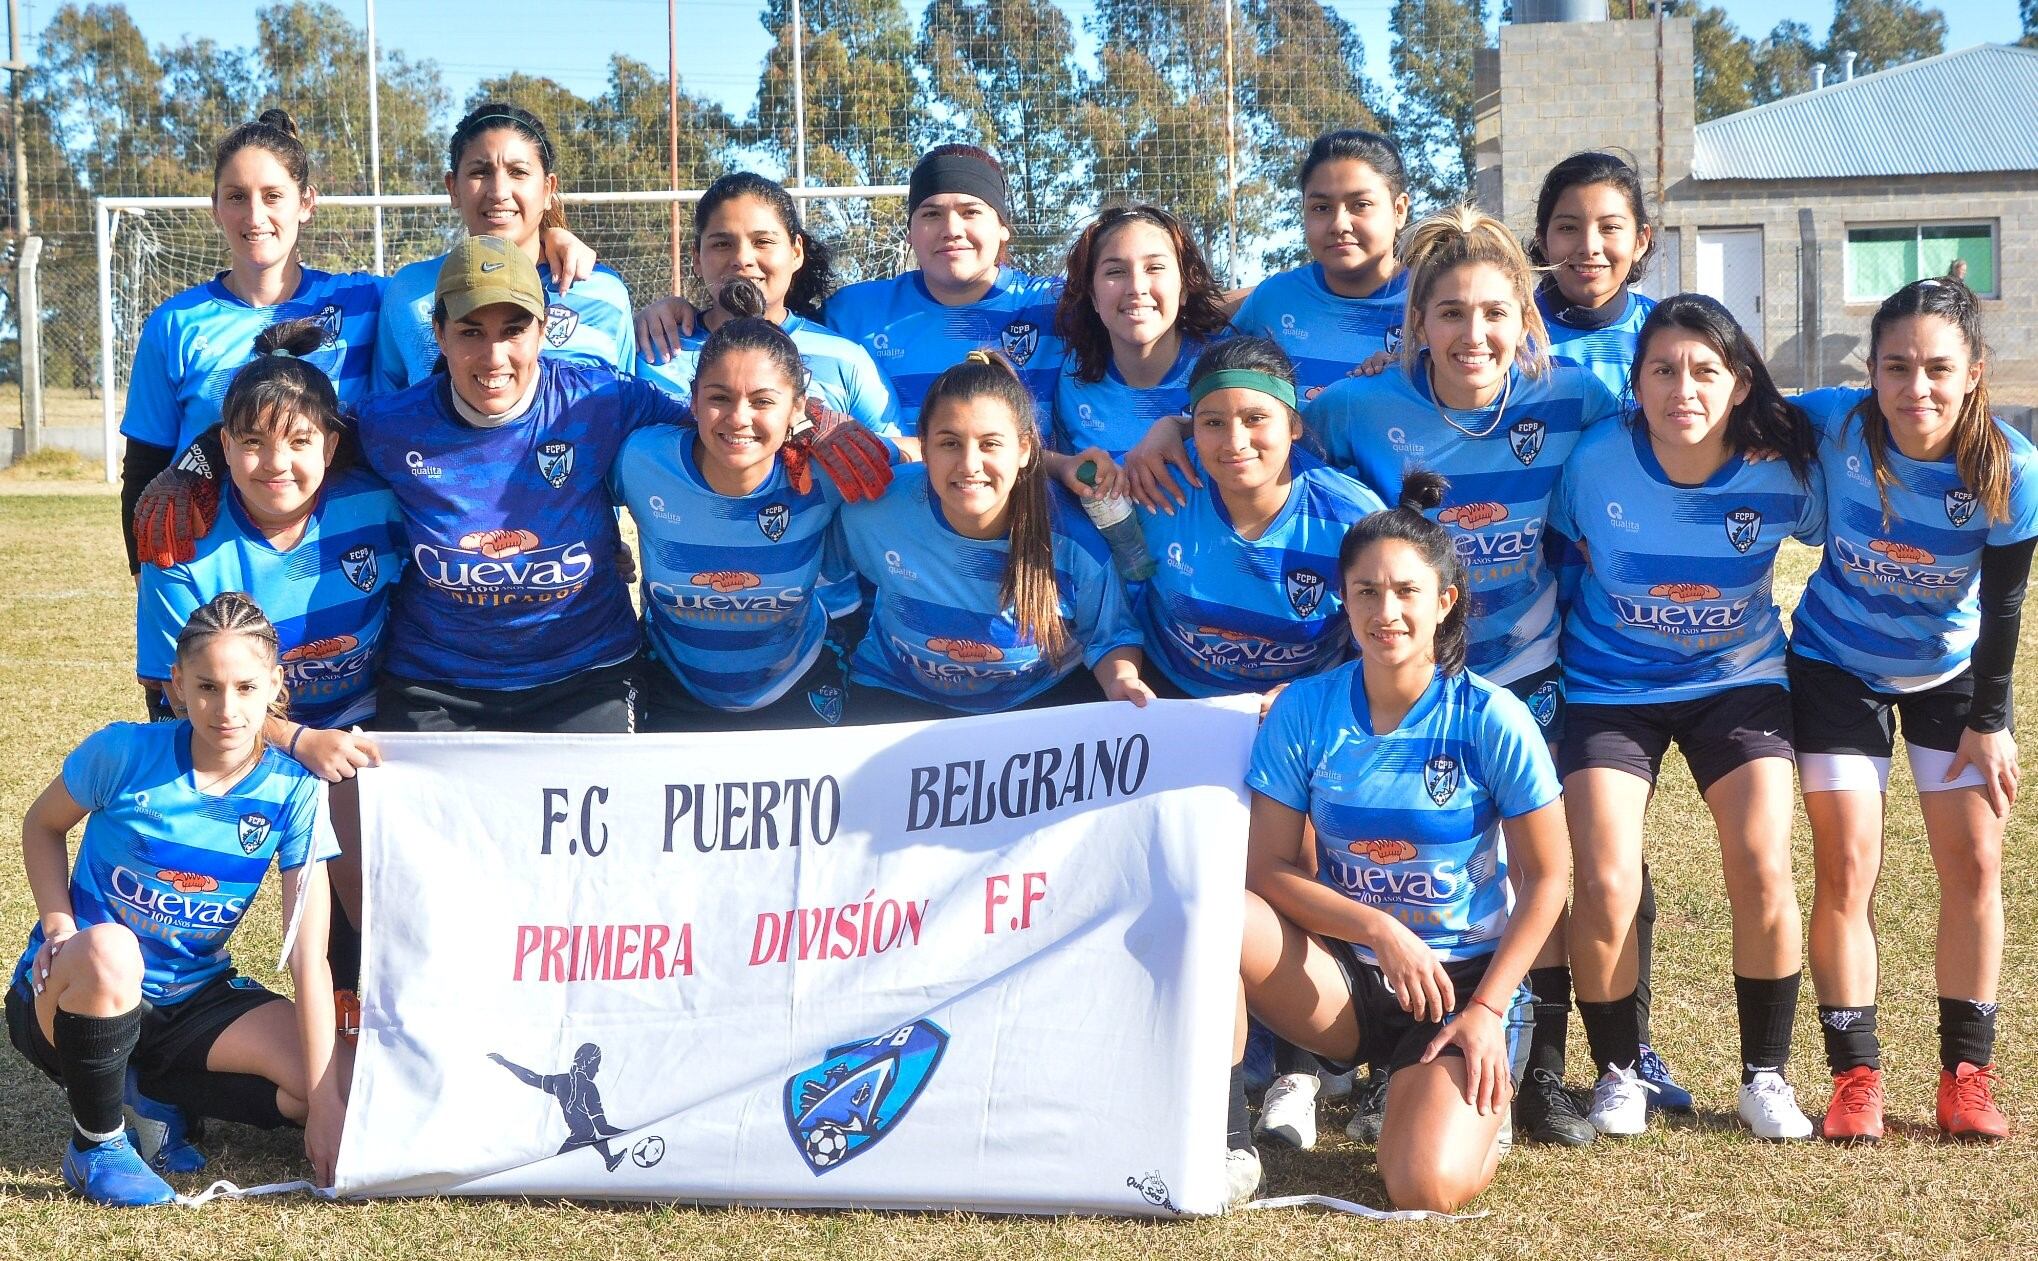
[1843,219,2000,302]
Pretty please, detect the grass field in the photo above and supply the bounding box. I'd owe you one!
[2,488,2036,1259]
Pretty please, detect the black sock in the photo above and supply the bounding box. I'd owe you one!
[1938,997,1999,1072]
[1227,1062,1251,1151]
[1272,1039,1320,1078]
[1577,992,1641,1075]
[53,1007,141,1147]
[328,900,363,993]
[1636,864,1657,1046]
[1817,1005,1881,1073]
[1526,965,1572,1079]
[1735,972,1801,1082]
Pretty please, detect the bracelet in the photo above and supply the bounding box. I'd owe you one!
[1469,994,1507,1020]
[287,724,305,759]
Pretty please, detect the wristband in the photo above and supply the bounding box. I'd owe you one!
[1469,994,1507,1020]
[288,724,305,759]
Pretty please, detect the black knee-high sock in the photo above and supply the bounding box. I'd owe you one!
[1272,1039,1320,1078]
[53,1007,141,1147]
[1735,972,1801,1082]
[1636,864,1657,1046]
[327,900,363,993]
[1227,1062,1252,1151]
[1577,991,1641,1075]
[1818,1005,1880,1073]
[1526,965,1572,1078]
[1938,997,2000,1072]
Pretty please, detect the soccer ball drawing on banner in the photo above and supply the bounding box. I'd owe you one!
[631,1136,665,1168]
[803,1123,851,1168]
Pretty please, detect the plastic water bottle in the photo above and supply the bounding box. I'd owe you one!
[1077,460,1156,583]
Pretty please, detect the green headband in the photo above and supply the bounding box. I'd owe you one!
[1188,368,1299,413]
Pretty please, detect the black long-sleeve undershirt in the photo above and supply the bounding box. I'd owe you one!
[1968,535,2036,734]
[118,438,173,575]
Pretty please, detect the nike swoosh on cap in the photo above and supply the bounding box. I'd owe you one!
[480,261,505,272]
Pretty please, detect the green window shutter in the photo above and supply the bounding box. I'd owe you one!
[1920,224,1995,296]
[1848,226,1917,301]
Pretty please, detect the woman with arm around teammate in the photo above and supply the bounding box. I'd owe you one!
[1231,474,1569,1211]
[1792,278,2038,1143]
[1531,151,1659,402]
[1551,295,1822,1141]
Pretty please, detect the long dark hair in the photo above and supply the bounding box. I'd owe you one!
[1300,129,1406,198]
[1854,277,2008,524]
[691,278,808,422]
[218,319,348,477]
[1336,470,1470,675]
[1054,205,1232,383]
[1529,150,1655,284]
[694,172,836,320]
[448,102,565,231]
[1631,294,1814,486]
[213,108,310,194]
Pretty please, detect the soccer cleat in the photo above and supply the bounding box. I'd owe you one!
[1517,1068,1597,1146]
[1587,1065,1649,1137]
[1938,1062,2009,1142]
[1223,1145,1263,1210]
[1637,1044,1695,1114]
[1821,1065,1884,1144]
[1255,1071,1320,1150]
[1343,1068,1391,1144]
[123,1070,206,1173]
[1739,1070,1813,1141]
[334,988,361,1047]
[60,1133,176,1207]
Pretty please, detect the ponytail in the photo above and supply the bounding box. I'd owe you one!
[219,318,348,467]
[1399,206,1550,380]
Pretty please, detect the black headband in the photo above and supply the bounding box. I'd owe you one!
[908,153,1010,224]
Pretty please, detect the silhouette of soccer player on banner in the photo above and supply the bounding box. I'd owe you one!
[490,1044,630,1171]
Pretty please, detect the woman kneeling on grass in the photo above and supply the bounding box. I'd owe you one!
[8,592,343,1205]
[1229,473,1568,1211]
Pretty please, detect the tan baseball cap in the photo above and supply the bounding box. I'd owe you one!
[435,235,546,324]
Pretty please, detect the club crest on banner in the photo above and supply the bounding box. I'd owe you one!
[237,812,272,855]
[758,502,791,542]
[1508,418,1546,466]
[1284,568,1326,617]
[1724,506,1762,554]
[545,303,579,348]
[537,441,575,489]
[784,1020,948,1175]
[340,544,379,593]
[999,320,1040,366]
[1946,488,1977,527]
[1423,755,1460,807]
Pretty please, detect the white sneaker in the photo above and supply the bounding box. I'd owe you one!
[1256,1071,1321,1149]
[1738,1070,1813,1141]
[1318,1068,1355,1101]
[1223,1145,1263,1209]
[1588,1065,1649,1137]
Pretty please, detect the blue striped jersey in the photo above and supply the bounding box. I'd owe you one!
[838,465,1142,713]
[1306,359,1621,685]
[1549,420,1823,704]
[373,255,636,393]
[1136,448,1384,696]
[635,313,903,436]
[1051,339,1214,461]
[609,426,845,711]
[136,470,406,729]
[12,722,337,1005]
[1248,664,1560,963]
[353,361,691,689]
[1791,387,2038,692]
[820,268,1065,423]
[1233,264,1409,403]
[121,268,384,452]
[1537,286,1655,405]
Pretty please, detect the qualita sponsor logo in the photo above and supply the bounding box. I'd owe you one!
[1831,535,1970,590]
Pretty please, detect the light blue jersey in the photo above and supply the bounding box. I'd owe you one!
[1137,448,1384,696]
[1550,420,1823,704]
[610,427,851,711]
[1052,340,1211,461]
[1233,264,1409,403]
[1308,359,1622,684]
[821,268,1065,422]
[137,470,406,729]
[12,722,337,1005]
[121,268,383,452]
[1792,387,2038,692]
[1248,664,1560,963]
[354,361,690,690]
[373,255,635,393]
[1536,286,1655,405]
[635,313,902,437]
[838,465,1141,713]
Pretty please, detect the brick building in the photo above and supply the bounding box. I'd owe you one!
[1473,17,2038,389]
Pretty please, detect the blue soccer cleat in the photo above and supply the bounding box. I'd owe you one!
[124,1069,207,1173]
[1637,1044,1695,1114]
[60,1133,176,1207]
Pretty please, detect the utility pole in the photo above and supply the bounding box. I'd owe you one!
[7,0,43,456]
[669,0,683,295]
[365,0,386,274]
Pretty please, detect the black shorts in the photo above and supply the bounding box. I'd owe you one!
[1315,943,1525,1077]
[7,969,282,1091]
[1787,650,1976,758]
[639,642,849,732]
[1503,661,1565,746]
[848,666,1104,724]
[1561,684,1794,793]
[371,653,639,734]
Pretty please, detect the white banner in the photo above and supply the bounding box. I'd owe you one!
[339,699,1255,1216]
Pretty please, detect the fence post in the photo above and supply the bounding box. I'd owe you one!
[791,0,808,189]
[17,232,40,455]
[366,0,386,274]
[1222,0,1239,285]
[95,199,117,483]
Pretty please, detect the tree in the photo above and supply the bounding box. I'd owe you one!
[1752,19,1820,101]
[1826,0,1945,73]
[1389,0,1489,208]
[2023,0,2037,49]
[1689,6,1755,120]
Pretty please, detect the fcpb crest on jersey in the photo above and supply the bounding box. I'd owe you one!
[1285,568,1327,617]
[758,502,791,542]
[1946,488,1978,527]
[310,302,343,347]
[340,544,379,593]
[237,812,273,855]
[808,684,844,725]
[1423,755,1460,806]
[783,1020,947,1175]
[1724,507,1762,554]
[536,441,575,488]
[999,320,1040,366]
[1384,323,1403,354]
[1508,418,1546,466]
[544,303,579,348]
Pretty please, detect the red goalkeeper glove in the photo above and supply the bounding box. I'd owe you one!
[781,399,894,502]
[134,434,223,568]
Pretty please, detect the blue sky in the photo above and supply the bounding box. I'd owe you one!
[60,0,2024,121]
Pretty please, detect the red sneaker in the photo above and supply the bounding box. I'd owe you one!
[1938,1062,2008,1142]
[1822,1066,1884,1143]
[334,988,361,1047]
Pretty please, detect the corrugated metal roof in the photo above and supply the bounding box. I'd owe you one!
[1692,44,2038,181]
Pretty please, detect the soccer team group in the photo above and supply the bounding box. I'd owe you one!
[6,96,2028,1212]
